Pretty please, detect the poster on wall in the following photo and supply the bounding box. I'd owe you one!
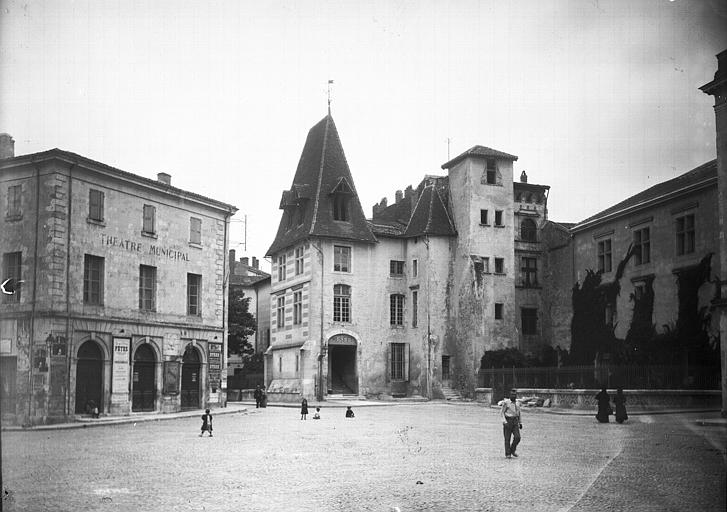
[208,343,222,392]
[163,361,180,394]
[112,338,131,395]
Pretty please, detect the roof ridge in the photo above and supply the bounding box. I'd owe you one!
[309,115,330,235]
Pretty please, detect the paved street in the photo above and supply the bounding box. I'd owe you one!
[2,403,725,512]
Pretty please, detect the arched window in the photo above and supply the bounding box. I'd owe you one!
[333,284,351,322]
[520,218,537,242]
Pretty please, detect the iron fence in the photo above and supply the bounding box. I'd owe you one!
[478,365,721,391]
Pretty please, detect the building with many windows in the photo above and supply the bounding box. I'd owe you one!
[0,138,237,425]
[264,115,555,400]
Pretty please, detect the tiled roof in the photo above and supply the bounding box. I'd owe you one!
[573,160,717,230]
[267,115,376,256]
[441,145,518,169]
[403,184,456,237]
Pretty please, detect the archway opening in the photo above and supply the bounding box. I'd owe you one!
[132,344,156,412]
[327,335,357,395]
[181,345,201,409]
[75,341,103,414]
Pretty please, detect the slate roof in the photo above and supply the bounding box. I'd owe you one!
[267,115,376,256]
[403,184,456,237]
[573,160,717,231]
[441,145,518,169]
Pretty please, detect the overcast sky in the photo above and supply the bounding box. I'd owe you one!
[2,0,726,271]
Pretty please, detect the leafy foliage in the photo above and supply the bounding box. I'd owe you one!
[227,287,257,358]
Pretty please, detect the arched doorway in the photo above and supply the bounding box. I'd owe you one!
[75,341,103,414]
[181,345,201,409]
[132,344,156,412]
[328,334,358,395]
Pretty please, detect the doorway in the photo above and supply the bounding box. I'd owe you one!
[1,357,17,415]
[132,344,156,412]
[442,355,451,388]
[328,338,357,395]
[181,346,201,409]
[75,341,103,414]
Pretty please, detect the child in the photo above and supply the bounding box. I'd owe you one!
[200,408,213,437]
[345,406,355,418]
[313,407,321,420]
[300,398,308,420]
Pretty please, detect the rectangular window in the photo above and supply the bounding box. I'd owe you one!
[293,290,302,325]
[190,217,202,245]
[333,284,351,322]
[187,273,201,316]
[83,255,104,305]
[486,159,497,184]
[494,257,504,274]
[521,257,538,287]
[390,260,404,277]
[675,214,695,255]
[494,210,503,226]
[296,354,299,374]
[278,356,282,373]
[412,290,418,328]
[142,204,156,235]
[2,252,21,303]
[480,209,489,225]
[390,343,409,380]
[390,294,404,326]
[7,184,21,218]
[295,247,304,275]
[139,265,157,311]
[597,239,612,273]
[483,257,490,273]
[521,308,538,335]
[412,259,418,278]
[633,227,650,265]
[276,296,285,328]
[333,245,351,272]
[495,303,503,320]
[277,254,286,281]
[89,189,104,222]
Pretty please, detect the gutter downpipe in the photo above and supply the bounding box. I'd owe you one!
[425,235,432,399]
[222,209,233,408]
[311,240,325,401]
[28,162,41,421]
[65,163,76,418]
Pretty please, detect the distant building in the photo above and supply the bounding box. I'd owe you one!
[0,137,237,425]
[227,251,270,377]
[264,115,557,400]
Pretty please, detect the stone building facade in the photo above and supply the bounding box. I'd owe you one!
[0,141,237,425]
[264,115,556,400]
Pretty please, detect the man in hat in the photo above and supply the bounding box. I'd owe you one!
[501,389,522,458]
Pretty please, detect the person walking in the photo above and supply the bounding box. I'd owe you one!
[300,398,309,420]
[254,385,263,409]
[200,409,213,437]
[595,387,611,423]
[500,389,522,459]
[614,388,628,424]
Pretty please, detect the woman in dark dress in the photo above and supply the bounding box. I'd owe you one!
[595,388,611,423]
[614,388,628,424]
[300,398,308,420]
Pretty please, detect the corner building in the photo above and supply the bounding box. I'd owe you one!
[265,116,554,400]
[0,142,237,424]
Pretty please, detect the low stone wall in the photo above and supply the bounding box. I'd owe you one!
[475,388,721,409]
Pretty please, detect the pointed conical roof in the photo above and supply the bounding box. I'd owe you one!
[267,115,376,256]
[403,183,456,237]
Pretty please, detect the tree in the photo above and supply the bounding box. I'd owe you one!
[227,288,257,358]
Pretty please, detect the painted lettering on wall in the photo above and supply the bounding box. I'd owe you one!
[100,233,189,262]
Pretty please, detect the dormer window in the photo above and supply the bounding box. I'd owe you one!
[330,177,353,222]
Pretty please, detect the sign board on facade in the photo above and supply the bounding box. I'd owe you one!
[163,361,180,395]
[0,339,11,354]
[112,338,131,394]
[208,343,222,391]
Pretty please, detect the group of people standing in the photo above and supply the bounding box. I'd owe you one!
[595,387,628,424]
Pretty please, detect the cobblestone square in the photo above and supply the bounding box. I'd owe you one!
[2,403,725,511]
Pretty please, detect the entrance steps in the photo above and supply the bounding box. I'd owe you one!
[441,385,464,401]
[326,394,363,401]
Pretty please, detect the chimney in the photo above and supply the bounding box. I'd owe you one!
[241,257,249,267]
[157,172,171,185]
[252,257,259,269]
[0,134,15,160]
[229,249,236,268]
[520,170,528,183]
[395,190,403,203]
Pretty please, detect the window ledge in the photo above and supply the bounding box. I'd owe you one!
[87,218,106,227]
[5,214,22,222]
[188,242,203,249]
[389,275,405,279]
[494,225,506,228]
[141,231,158,239]
[494,272,506,276]
[390,325,405,329]
[480,223,491,227]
